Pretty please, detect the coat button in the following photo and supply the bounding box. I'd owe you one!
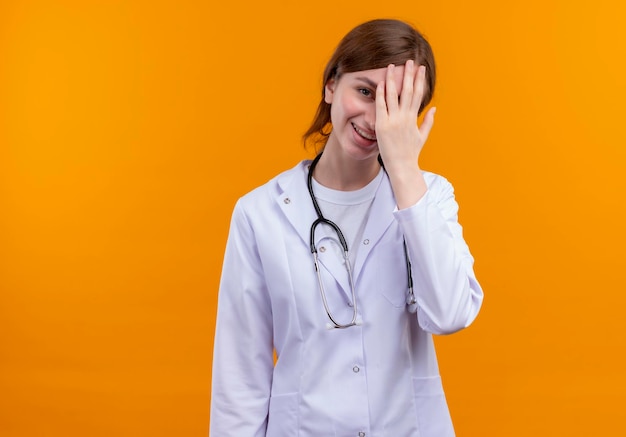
[353,366,360,373]
[319,246,326,253]
[363,239,369,245]
[283,198,291,204]
[358,432,366,437]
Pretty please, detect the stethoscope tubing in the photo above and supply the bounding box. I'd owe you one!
[307,153,415,328]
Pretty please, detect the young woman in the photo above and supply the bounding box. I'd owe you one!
[211,19,483,437]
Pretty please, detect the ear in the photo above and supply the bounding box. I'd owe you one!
[324,78,336,104]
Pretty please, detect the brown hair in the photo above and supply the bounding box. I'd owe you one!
[303,19,436,147]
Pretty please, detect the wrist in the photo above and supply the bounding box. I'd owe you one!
[387,167,427,209]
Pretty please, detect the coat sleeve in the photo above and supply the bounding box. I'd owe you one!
[210,199,274,436]
[394,174,484,335]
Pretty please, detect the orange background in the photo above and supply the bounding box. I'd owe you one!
[1,1,625,436]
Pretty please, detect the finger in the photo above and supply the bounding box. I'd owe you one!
[376,80,387,120]
[385,64,399,113]
[400,60,415,110]
[410,65,427,114]
[418,106,436,142]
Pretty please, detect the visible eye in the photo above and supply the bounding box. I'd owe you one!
[358,88,373,98]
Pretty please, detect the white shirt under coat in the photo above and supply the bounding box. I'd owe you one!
[211,160,484,437]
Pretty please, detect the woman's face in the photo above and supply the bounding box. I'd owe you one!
[324,65,406,161]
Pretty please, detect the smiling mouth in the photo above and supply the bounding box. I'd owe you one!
[352,123,376,141]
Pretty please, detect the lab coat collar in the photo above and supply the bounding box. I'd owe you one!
[274,161,317,251]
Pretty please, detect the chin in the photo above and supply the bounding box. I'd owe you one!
[346,144,379,161]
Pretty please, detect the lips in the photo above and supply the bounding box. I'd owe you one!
[352,123,376,142]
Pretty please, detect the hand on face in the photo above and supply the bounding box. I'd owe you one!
[375,60,436,173]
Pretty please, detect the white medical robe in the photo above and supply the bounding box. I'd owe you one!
[211,161,484,436]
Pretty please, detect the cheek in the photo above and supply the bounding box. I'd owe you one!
[334,94,364,120]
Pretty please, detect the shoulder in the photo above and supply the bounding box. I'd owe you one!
[236,160,309,212]
[422,170,455,199]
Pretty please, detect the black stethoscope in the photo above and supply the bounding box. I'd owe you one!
[307,153,416,329]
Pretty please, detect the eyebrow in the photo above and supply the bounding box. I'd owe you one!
[355,77,379,89]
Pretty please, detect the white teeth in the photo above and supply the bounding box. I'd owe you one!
[353,124,376,141]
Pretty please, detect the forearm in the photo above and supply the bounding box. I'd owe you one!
[394,176,483,334]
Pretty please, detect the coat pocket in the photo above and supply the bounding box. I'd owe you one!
[266,392,299,437]
[412,376,455,437]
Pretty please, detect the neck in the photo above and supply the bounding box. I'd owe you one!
[313,147,380,192]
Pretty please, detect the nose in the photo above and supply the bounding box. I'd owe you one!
[364,104,376,130]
